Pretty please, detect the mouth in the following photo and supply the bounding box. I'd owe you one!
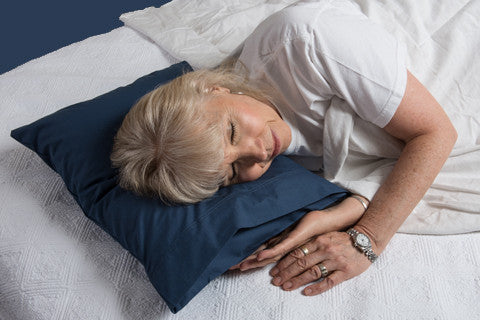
[270,130,281,160]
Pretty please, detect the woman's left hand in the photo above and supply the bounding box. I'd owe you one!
[269,230,373,296]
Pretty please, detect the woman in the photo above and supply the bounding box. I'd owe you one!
[112,1,457,296]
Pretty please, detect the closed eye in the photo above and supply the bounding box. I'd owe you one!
[230,122,237,144]
[230,122,237,183]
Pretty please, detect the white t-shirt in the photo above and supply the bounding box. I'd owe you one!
[236,0,407,173]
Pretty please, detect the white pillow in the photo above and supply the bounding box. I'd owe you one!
[120,0,299,69]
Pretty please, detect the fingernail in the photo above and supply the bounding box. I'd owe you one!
[304,288,312,295]
[283,281,292,289]
[272,277,282,286]
[270,267,279,276]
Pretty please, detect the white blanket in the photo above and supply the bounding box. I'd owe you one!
[121,0,480,234]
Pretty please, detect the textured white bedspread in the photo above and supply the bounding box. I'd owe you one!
[122,0,480,234]
[1,2,480,319]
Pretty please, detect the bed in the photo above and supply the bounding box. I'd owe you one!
[1,0,479,319]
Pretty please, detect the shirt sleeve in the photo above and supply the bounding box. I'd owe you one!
[307,2,407,128]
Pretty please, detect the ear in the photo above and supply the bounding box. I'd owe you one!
[210,86,231,94]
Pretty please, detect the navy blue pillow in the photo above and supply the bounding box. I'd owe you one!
[10,61,348,313]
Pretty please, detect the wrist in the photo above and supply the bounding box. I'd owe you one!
[350,224,382,254]
[346,227,379,263]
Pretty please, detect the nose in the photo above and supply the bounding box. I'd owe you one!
[233,137,268,164]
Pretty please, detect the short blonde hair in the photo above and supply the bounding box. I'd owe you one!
[111,68,271,204]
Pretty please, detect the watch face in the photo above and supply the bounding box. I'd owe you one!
[356,234,370,247]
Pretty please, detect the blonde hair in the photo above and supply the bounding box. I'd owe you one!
[111,68,271,204]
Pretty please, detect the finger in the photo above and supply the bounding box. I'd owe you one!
[229,263,241,270]
[269,241,313,277]
[229,254,257,270]
[257,215,324,262]
[257,230,305,262]
[272,248,328,285]
[239,256,279,271]
[252,243,268,255]
[278,260,333,291]
[229,243,268,270]
[303,271,344,296]
[258,211,327,261]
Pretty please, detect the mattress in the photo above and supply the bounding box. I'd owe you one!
[1,0,479,319]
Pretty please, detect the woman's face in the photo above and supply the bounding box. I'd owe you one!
[205,87,292,185]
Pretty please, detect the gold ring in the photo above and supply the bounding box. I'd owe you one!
[318,263,328,278]
[300,246,309,256]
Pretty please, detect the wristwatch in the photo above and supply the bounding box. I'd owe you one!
[346,228,378,263]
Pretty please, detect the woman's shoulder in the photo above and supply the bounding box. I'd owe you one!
[245,0,369,55]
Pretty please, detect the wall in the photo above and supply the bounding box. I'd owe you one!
[1,0,170,75]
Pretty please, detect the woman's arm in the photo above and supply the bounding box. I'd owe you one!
[250,71,457,295]
[355,70,458,251]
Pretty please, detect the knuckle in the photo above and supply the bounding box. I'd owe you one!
[309,265,322,279]
[343,264,353,274]
[296,258,308,270]
[324,244,336,255]
[314,235,325,245]
[325,276,336,289]
[336,256,348,268]
[277,250,287,259]
[344,263,358,275]
[291,249,304,259]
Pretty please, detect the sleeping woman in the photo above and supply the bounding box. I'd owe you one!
[111,0,456,296]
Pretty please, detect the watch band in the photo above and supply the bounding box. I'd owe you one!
[346,228,378,263]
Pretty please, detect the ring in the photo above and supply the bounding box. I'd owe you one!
[300,246,309,256]
[318,263,328,278]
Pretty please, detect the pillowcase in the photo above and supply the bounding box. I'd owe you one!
[11,61,348,313]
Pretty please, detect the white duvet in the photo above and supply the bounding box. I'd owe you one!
[121,0,480,234]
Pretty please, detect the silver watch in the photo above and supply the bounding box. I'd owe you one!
[346,228,378,263]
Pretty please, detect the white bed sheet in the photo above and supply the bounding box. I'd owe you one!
[1,3,480,320]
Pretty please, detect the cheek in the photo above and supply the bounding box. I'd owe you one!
[238,162,272,183]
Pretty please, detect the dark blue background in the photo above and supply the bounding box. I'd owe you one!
[1,1,170,75]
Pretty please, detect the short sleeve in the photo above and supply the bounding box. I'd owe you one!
[308,2,407,127]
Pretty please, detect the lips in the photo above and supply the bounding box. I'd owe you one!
[270,130,281,159]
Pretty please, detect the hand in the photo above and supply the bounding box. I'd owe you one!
[229,209,332,271]
[229,222,295,271]
[230,196,367,271]
[269,230,374,295]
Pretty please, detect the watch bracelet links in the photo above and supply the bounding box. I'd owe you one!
[364,248,378,263]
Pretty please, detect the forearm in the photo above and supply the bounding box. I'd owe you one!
[322,196,368,231]
[355,129,456,252]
